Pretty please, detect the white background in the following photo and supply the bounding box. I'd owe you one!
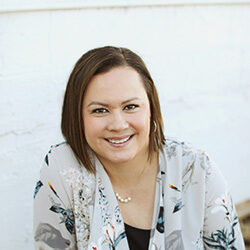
[0,1,250,248]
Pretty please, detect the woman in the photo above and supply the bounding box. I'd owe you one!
[33,46,245,249]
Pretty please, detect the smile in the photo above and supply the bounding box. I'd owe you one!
[105,135,133,144]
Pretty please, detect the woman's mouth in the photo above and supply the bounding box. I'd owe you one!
[105,135,134,145]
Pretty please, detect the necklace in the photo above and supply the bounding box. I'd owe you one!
[115,193,131,203]
[114,158,155,204]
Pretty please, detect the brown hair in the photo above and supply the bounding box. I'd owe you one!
[61,46,165,173]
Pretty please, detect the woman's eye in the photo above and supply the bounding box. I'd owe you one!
[92,108,108,114]
[124,104,139,110]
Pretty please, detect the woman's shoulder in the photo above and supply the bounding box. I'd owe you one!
[163,136,213,172]
[164,136,199,158]
[162,137,219,195]
[39,142,95,192]
[43,142,79,168]
[40,142,89,182]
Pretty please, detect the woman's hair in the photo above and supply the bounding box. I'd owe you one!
[61,46,165,173]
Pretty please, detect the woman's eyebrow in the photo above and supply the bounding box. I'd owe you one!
[87,101,108,107]
[121,97,140,105]
[87,97,140,107]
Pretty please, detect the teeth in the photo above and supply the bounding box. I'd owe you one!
[108,136,131,144]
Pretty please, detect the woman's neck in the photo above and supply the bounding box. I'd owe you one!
[98,151,158,188]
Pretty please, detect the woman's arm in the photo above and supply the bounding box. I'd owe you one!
[202,154,245,249]
[33,147,76,249]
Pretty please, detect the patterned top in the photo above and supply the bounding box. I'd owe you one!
[33,138,245,249]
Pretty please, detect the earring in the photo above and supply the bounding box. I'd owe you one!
[153,121,157,133]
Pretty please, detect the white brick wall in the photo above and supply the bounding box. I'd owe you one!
[0,2,249,248]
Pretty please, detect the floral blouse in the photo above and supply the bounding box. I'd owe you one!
[33,138,245,249]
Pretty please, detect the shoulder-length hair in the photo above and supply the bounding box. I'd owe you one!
[61,46,165,173]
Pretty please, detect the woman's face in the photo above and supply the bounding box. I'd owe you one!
[82,66,151,167]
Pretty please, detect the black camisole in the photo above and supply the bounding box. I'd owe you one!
[124,223,151,250]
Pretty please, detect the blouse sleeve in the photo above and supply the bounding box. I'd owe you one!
[202,153,245,249]
[33,147,76,250]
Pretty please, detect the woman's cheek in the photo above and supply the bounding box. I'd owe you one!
[131,113,150,132]
[88,118,104,134]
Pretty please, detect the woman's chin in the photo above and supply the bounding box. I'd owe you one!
[98,153,135,166]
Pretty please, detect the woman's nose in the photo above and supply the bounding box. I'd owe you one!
[107,112,129,131]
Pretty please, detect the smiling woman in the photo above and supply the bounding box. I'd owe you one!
[33,46,245,249]
[61,46,165,175]
[83,67,151,169]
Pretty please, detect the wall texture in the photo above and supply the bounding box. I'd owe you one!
[0,1,250,249]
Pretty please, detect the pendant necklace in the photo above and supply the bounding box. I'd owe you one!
[114,162,149,204]
[115,193,131,203]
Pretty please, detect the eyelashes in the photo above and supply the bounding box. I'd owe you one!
[91,104,139,114]
[91,108,108,114]
[124,104,139,110]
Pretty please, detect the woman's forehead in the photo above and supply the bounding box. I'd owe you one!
[84,67,148,103]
